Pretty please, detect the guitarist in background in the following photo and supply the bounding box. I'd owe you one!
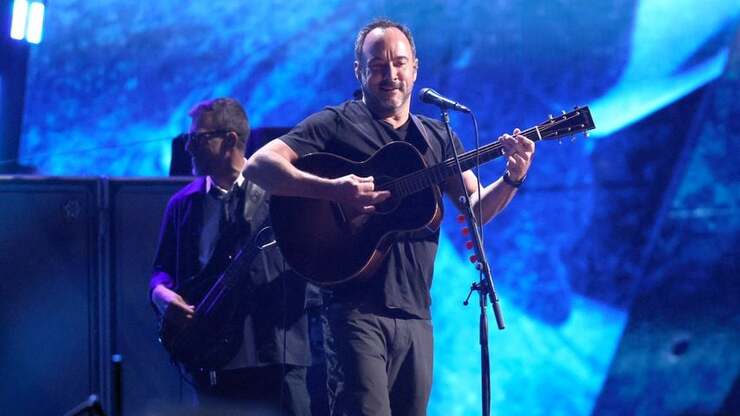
[246,19,535,416]
[150,97,312,415]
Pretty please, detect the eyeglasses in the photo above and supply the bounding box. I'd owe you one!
[185,130,233,147]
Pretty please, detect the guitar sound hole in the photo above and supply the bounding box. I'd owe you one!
[374,175,399,215]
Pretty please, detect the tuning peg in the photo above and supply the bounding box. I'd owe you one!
[465,241,474,250]
[461,227,470,236]
[469,254,478,263]
[584,131,590,139]
[548,114,554,121]
[457,214,465,223]
[562,110,566,115]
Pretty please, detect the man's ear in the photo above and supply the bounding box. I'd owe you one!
[353,61,361,81]
[224,131,238,149]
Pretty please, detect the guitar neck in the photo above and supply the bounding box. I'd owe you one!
[378,106,594,197]
[383,126,542,197]
[196,244,260,316]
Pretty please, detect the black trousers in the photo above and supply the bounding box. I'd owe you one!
[193,365,311,415]
[327,304,434,416]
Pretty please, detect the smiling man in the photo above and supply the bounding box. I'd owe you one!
[246,19,535,415]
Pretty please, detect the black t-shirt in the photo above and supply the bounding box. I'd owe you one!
[280,100,464,319]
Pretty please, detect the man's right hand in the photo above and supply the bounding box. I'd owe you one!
[152,284,195,318]
[246,140,390,212]
[332,174,391,213]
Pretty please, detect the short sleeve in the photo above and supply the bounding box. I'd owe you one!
[279,109,339,157]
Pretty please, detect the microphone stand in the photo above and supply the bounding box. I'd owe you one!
[439,109,505,416]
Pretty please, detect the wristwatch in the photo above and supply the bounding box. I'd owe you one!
[502,170,526,188]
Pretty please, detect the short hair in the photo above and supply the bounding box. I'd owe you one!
[354,18,416,66]
[188,97,250,148]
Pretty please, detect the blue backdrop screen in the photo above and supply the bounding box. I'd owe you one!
[18,1,740,415]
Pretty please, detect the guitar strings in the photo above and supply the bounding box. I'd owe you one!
[379,126,532,194]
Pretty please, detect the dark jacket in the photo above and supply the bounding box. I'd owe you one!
[150,176,312,367]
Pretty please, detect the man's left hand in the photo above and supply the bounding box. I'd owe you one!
[500,128,535,181]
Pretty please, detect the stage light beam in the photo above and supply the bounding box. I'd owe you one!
[10,0,29,41]
[25,1,45,44]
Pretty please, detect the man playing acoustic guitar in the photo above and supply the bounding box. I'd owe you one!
[150,97,312,415]
[246,20,535,416]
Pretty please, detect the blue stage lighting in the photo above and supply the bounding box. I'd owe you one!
[25,1,45,44]
[9,0,45,44]
[10,0,29,41]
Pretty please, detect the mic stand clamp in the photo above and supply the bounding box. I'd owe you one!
[439,109,505,416]
[455,191,505,329]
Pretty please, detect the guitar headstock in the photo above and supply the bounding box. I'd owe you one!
[532,106,595,142]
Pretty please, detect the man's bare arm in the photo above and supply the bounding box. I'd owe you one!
[246,139,390,213]
[445,129,535,224]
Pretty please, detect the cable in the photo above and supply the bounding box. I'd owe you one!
[469,112,484,242]
[280,256,288,416]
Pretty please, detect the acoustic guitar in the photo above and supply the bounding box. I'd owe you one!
[270,106,595,286]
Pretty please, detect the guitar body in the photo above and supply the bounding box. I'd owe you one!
[270,141,443,285]
[159,238,255,370]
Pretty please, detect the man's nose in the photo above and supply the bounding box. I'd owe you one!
[382,62,397,80]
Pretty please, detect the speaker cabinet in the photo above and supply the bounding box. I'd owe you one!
[108,177,192,414]
[0,177,101,415]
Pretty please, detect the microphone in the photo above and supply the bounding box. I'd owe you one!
[419,88,470,113]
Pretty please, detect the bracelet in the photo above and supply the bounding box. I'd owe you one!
[502,170,526,188]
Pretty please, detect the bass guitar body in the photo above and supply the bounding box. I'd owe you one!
[159,235,261,370]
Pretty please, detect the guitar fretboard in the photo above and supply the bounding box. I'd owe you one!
[196,243,261,318]
[378,106,593,197]
[379,127,541,197]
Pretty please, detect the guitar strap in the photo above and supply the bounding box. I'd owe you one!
[409,114,444,236]
[242,181,266,224]
[411,114,448,169]
[411,113,453,164]
[412,114,430,145]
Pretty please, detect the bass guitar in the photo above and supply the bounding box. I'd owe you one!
[158,227,276,370]
[270,106,595,286]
